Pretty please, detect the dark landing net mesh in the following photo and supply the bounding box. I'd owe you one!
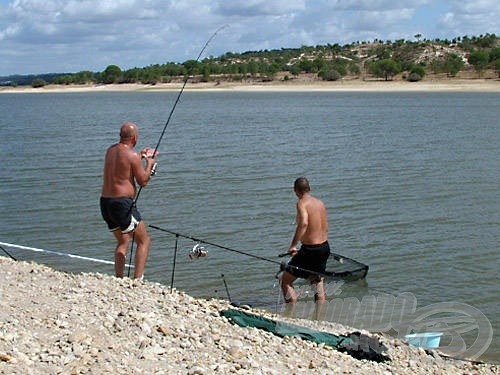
[281,252,369,282]
[324,253,369,281]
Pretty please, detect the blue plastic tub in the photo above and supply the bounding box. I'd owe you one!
[405,332,443,349]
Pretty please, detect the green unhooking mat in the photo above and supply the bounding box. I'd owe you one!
[221,309,390,362]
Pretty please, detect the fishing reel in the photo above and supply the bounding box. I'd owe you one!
[188,243,207,260]
[150,162,158,176]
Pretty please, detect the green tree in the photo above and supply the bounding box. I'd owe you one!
[468,50,490,77]
[73,71,94,84]
[298,59,315,73]
[443,54,464,77]
[494,59,500,78]
[348,63,361,76]
[52,75,74,85]
[201,66,211,82]
[122,68,141,83]
[102,65,122,84]
[368,59,401,81]
[490,47,500,62]
[248,61,259,76]
[312,57,327,72]
[370,45,391,59]
[183,60,201,75]
[289,64,301,77]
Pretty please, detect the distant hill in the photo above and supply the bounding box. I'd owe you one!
[0,73,70,87]
[2,33,498,86]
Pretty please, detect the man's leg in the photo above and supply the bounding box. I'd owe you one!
[131,220,150,279]
[312,277,326,302]
[113,230,130,278]
[280,271,298,303]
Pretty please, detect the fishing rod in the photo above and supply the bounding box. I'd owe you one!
[134,24,228,204]
[149,224,282,266]
[127,25,227,277]
[0,244,17,261]
[220,274,243,307]
[220,274,234,303]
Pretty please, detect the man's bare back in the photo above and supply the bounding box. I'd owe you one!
[101,123,157,199]
[296,194,328,246]
[289,179,328,252]
[102,143,140,198]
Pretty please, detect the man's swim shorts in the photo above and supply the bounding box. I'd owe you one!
[286,241,331,280]
[100,197,142,233]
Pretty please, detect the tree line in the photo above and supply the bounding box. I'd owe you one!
[3,33,498,88]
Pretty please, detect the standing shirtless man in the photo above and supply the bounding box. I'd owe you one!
[281,177,330,303]
[100,122,157,279]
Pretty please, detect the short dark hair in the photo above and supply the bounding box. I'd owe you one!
[294,177,310,193]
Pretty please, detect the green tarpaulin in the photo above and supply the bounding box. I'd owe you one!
[221,309,389,362]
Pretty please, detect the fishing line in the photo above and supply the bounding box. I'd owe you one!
[0,241,133,267]
[126,25,228,277]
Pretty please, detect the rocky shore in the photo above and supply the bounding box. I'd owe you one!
[0,257,497,374]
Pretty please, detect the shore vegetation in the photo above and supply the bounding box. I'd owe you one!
[1,34,498,89]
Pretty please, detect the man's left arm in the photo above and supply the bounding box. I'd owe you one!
[289,202,308,254]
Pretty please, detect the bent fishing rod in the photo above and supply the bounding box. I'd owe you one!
[134,24,228,203]
[127,25,227,276]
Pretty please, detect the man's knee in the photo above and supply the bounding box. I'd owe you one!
[137,233,151,248]
[133,222,150,243]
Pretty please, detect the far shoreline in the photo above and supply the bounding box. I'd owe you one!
[1,77,499,94]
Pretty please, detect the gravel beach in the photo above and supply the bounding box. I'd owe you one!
[0,257,497,374]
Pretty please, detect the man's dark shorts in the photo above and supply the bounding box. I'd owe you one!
[100,197,142,233]
[286,241,331,281]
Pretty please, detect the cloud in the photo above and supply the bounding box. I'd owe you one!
[437,1,499,36]
[0,0,498,76]
[215,0,305,17]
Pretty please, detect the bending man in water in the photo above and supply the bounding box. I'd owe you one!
[100,122,157,279]
[281,177,330,303]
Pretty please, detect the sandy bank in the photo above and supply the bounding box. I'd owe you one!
[1,78,499,94]
[0,257,497,374]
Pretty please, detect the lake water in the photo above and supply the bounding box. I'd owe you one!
[0,90,498,362]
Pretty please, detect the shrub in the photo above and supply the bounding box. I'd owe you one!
[31,78,47,88]
[320,69,341,81]
[410,65,426,77]
[407,72,422,82]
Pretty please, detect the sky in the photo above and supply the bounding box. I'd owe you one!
[0,0,498,76]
